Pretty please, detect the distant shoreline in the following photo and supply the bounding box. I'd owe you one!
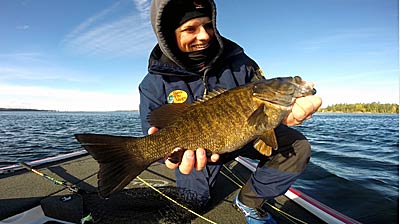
[319,102,398,114]
[317,111,398,115]
[0,108,138,112]
[3,102,399,114]
[0,108,56,112]
[0,108,396,114]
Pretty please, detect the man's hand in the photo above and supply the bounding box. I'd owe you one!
[147,127,219,174]
[284,95,322,126]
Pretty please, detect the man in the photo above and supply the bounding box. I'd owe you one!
[139,0,322,223]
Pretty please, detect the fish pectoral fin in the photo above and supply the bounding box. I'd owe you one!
[247,105,271,130]
[261,129,278,150]
[253,130,278,156]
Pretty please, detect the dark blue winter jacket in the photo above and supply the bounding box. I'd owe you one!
[139,0,265,134]
[139,39,265,133]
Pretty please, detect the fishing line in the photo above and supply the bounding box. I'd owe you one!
[219,170,243,189]
[222,164,245,185]
[220,163,310,224]
[265,201,309,224]
[20,161,215,223]
[136,176,218,224]
[19,161,305,223]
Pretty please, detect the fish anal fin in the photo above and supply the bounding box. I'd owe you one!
[147,103,191,128]
[253,130,278,156]
[253,139,273,156]
[165,148,185,164]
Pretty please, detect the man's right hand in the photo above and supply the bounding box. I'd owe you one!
[148,127,219,174]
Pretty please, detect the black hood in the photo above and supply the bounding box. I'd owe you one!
[150,0,224,70]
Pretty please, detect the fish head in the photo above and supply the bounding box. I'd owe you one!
[252,76,316,108]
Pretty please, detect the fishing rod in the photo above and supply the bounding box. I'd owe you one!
[19,162,95,223]
[19,162,80,193]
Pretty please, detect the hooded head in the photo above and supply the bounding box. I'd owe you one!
[166,0,211,31]
[150,0,223,70]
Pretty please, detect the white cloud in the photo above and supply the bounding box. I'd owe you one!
[0,65,91,83]
[132,0,151,19]
[0,52,45,63]
[300,28,380,52]
[65,2,123,39]
[62,0,155,58]
[0,84,139,111]
[16,25,29,30]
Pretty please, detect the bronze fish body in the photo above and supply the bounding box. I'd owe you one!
[75,76,316,197]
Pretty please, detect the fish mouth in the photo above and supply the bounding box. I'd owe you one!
[253,93,294,107]
[292,81,317,98]
[263,99,294,108]
[311,88,317,95]
[252,78,317,107]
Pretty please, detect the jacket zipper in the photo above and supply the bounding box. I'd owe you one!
[202,68,211,97]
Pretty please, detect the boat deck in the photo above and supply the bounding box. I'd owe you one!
[0,154,326,223]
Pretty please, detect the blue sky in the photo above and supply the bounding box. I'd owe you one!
[0,0,398,111]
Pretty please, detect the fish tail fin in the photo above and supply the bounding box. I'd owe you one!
[74,134,149,197]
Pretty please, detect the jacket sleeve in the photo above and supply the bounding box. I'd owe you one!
[228,52,266,85]
[246,57,266,82]
[138,74,166,135]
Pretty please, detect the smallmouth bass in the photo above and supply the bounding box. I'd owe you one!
[75,76,316,197]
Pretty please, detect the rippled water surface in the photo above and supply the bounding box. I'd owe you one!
[293,113,399,223]
[0,111,398,223]
[0,111,143,166]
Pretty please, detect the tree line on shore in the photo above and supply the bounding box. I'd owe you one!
[1,103,399,114]
[0,108,55,112]
[320,103,399,114]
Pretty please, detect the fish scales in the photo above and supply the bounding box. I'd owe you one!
[75,76,316,197]
[133,92,237,163]
[145,85,254,159]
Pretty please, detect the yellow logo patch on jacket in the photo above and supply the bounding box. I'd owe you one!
[168,90,188,103]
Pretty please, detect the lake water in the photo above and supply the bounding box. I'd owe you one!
[0,111,398,223]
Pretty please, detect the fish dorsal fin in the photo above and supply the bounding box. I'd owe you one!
[193,89,227,105]
[147,103,191,129]
[148,89,226,128]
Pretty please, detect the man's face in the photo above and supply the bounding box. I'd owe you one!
[175,17,214,52]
